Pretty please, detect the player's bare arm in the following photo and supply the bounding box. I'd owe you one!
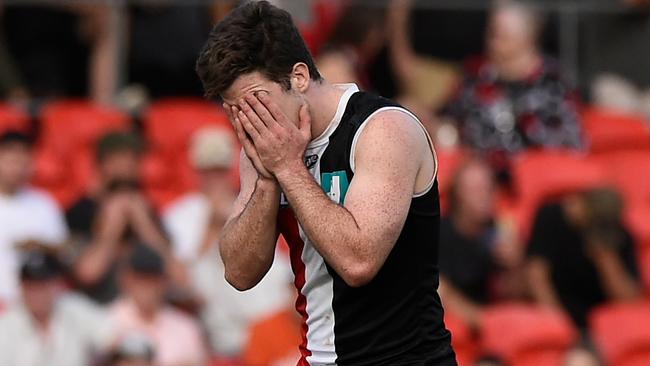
[237,93,432,287]
[217,142,281,291]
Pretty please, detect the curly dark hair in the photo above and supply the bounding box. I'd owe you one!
[196,1,322,98]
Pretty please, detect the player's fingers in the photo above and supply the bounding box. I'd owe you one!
[256,91,289,126]
[237,109,262,143]
[233,117,268,175]
[245,93,281,129]
[232,112,249,143]
[226,105,240,128]
[239,98,269,135]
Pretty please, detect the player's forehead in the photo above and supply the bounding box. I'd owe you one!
[221,71,280,105]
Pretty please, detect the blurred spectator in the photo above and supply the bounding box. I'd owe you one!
[438,159,522,329]
[0,131,68,304]
[0,251,113,366]
[105,333,155,366]
[110,244,207,366]
[526,188,640,329]
[386,0,460,119]
[67,131,183,304]
[127,4,212,98]
[242,285,301,366]
[163,128,293,357]
[315,1,387,88]
[0,24,27,100]
[443,1,582,172]
[1,3,119,103]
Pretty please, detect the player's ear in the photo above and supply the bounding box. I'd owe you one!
[290,62,310,93]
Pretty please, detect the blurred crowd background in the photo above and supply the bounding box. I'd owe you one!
[1,0,650,365]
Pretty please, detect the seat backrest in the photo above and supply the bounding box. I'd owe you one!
[142,98,230,154]
[593,150,650,208]
[445,311,478,366]
[481,303,578,365]
[40,100,131,153]
[581,107,650,153]
[0,103,30,134]
[512,150,607,240]
[589,301,650,366]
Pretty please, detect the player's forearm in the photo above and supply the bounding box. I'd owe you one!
[219,178,280,290]
[275,163,374,287]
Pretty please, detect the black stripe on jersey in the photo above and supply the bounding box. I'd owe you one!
[318,91,456,365]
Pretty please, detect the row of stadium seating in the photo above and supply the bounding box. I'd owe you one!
[447,301,650,366]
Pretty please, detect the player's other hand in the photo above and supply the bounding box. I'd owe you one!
[236,92,311,177]
[224,102,275,180]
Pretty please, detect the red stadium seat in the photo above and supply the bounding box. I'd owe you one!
[142,98,231,154]
[581,107,650,153]
[141,151,184,212]
[512,150,607,239]
[0,103,30,134]
[445,311,478,366]
[480,303,578,366]
[40,100,131,153]
[593,151,650,208]
[36,101,130,204]
[590,301,650,366]
[435,147,469,213]
[31,146,79,208]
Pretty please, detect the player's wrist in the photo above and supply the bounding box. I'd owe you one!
[273,158,305,183]
[256,175,280,193]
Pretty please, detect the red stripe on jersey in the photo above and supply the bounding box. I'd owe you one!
[278,208,312,364]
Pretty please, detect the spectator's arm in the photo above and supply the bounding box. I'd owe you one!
[526,257,563,310]
[588,243,640,302]
[72,3,120,104]
[74,195,129,285]
[387,0,420,89]
[438,277,483,329]
[128,193,193,288]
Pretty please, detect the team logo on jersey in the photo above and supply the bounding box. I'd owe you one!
[304,154,319,169]
[321,171,349,204]
[280,192,289,207]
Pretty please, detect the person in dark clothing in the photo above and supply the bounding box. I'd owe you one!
[443,1,582,177]
[439,158,522,329]
[66,132,182,304]
[526,188,641,328]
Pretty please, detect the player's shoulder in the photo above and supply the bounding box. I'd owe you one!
[359,107,429,152]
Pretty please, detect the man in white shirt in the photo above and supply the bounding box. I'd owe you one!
[0,251,113,366]
[110,244,207,366]
[163,127,292,356]
[0,131,68,304]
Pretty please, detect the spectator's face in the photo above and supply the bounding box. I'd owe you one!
[21,278,61,321]
[123,272,166,315]
[0,142,32,192]
[487,7,536,65]
[99,150,141,186]
[222,71,304,131]
[455,163,495,222]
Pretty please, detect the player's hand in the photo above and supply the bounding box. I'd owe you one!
[237,92,311,177]
[224,103,275,180]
